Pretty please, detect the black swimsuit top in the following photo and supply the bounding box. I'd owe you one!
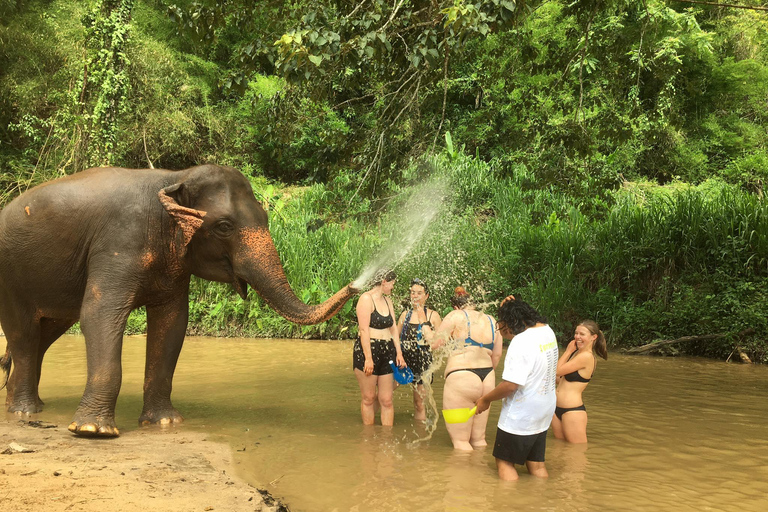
[368,295,394,329]
[563,351,595,383]
[401,307,433,342]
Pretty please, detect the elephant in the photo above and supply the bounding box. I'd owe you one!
[0,164,357,437]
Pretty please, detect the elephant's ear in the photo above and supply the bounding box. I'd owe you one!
[158,183,207,250]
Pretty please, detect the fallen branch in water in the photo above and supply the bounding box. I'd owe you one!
[624,328,755,358]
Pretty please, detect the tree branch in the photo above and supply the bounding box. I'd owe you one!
[381,0,407,32]
[624,328,756,354]
[670,0,768,11]
[431,30,450,151]
[143,128,154,169]
[575,6,597,124]
[345,0,369,19]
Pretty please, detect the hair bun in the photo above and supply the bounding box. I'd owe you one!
[454,286,468,296]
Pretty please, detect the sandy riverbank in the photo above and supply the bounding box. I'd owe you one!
[0,418,288,512]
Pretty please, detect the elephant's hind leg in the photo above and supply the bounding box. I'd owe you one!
[2,316,43,414]
[34,318,78,409]
[1,350,11,390]
[139,294,189,427]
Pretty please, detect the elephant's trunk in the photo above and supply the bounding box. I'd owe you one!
[235,227,358,325]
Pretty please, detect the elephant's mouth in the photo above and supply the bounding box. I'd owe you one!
[232,276,248,299]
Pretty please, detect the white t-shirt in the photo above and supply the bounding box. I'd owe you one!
[497,325,558,435]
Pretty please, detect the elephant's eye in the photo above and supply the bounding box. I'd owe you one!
[213,220,235,237]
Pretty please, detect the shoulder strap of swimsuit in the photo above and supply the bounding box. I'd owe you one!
[487,315,495,344]
[427,309,432,323]
[401,308,413,340]
[463,310,471,338]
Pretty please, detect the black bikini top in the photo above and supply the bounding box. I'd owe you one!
[401,307,433,342]
[368,295,394,329]
[563,351,595,383]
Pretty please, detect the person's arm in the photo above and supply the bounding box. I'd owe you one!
[490,318,503,369]
[476,380,519,414]
[420,309,441,343]
[556,342,589,377]
[396,311,406,337]
[431,311,456,350]
[355,294,375,376]
[431,310,442,330]
[388,297,406,367]
[556,339,577,370]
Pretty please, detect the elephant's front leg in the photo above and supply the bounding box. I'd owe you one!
[139,293,189,427]
[69,289,131,437]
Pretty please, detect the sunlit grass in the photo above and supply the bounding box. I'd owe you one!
[187,153,767,363]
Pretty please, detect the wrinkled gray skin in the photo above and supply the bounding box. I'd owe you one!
[0,165,357,437]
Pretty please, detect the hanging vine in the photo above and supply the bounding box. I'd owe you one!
[78,0,134,167]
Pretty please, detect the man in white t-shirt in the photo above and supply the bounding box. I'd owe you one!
[476,296,558,481]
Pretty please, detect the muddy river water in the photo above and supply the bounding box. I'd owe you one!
[7,335,768,511]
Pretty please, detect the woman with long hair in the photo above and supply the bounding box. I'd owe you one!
[433,287,502,450]
[353,268,406,426]
[551,320,608,443]
[397,278,442,421]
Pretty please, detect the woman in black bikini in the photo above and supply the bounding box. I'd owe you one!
[397,278,442,421]
[353,268,406,426]
[432,287,502,450]
[552,320,608,443]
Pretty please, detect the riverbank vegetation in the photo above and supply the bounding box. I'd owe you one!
[1,1,766,361]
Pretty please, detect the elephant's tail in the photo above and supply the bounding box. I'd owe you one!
[0,350,10,390]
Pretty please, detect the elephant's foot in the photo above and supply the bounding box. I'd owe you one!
[138,406,184,427]
[6,397,43,415]
[68,414,120,437]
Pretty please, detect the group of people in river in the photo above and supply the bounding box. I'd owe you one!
[352,268,608,481]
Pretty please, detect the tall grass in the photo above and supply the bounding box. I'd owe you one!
[187,151,767,363]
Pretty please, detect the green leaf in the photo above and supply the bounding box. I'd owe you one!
[308,54,323,66]
[445,131,454,156]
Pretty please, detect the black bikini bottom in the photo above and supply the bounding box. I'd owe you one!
[445,367,494,382]
[554,403,586,420]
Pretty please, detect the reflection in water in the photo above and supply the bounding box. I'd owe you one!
[4,335,768,512]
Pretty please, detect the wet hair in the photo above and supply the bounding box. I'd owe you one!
[579,320,608,360]
[497,298,547,335]
[450,286,472,308]
[370,268,396,287]
[410,278,429,295]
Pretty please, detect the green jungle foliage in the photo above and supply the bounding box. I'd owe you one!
[1,0,766,361]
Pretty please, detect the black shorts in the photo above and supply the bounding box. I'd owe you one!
[492,428,547,465]
[400,340,433,385]
[353,338,396,376]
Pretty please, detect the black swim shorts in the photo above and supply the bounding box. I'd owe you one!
[400,340,433,385]
[492,428,547,465]
[353,338,396,376]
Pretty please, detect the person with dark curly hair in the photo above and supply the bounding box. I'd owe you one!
[353,268,406,426]
[476,296,558,481]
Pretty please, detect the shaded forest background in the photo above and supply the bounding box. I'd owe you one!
[1,0,766,360]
